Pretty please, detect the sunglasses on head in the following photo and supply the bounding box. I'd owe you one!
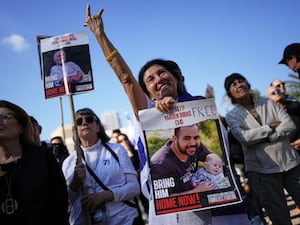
[76,116,95,126]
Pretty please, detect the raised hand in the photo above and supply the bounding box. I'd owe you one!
[84,4,105,37]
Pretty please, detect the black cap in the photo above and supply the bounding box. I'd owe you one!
[224,73,247,92]
[278,43,300,64]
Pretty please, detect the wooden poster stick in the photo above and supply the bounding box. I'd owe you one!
[69,94,92,225]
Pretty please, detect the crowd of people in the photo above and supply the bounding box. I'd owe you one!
[1,3,300,225]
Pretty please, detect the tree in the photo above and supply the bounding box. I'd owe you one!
[285,73,300,101]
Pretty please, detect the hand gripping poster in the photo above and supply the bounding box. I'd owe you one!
[39,31,94,99]
[138,99,242,215]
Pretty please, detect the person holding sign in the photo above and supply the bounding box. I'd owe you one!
[84,4,253,225]
[224,73,300,225]
[0,100,68,225]
[62,108,140,225]
[50,49,85,87]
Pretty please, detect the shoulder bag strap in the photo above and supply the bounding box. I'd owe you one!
[80,146,137,208]
[103,142,119,164]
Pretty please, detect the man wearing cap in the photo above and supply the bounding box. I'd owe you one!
[279,43,300,77]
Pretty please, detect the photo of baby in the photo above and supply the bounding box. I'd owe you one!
[191,153,231,190]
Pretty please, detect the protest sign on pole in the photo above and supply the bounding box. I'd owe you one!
[139,98,243,215]
[39,30,94,99]
[37,31,94,225]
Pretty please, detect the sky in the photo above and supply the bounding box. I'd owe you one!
[1,0,299,141]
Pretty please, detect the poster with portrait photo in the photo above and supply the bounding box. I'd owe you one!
[39,30,94,99]
[138,98,243,215]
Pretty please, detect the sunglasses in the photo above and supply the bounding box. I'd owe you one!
[270,88,281,95]
[76,116,95,126]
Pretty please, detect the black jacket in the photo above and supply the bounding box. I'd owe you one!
[284,98,300,142]
[0,145,69,225]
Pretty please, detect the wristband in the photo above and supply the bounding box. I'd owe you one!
[106,49,118,62]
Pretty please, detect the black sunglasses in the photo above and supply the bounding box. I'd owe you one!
[76,116,95,126]
[270,88,281,95]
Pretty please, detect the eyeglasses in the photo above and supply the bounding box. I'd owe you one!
[76,116,95,126]
[270,88,281,95]
[230,79,245,88]
[0,113,15,123]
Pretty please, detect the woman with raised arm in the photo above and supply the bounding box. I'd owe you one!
[84,5,193,115]
[85,5,147,117]
[84,4,255,225]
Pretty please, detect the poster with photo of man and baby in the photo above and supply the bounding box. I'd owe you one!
[139,98,243,215]
[37,30,94,99]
